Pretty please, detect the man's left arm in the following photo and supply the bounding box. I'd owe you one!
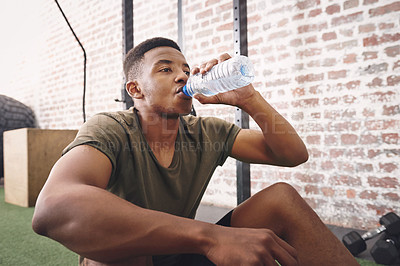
[230,86,308,166]
[196,84,308,167]
[193,54,308,167]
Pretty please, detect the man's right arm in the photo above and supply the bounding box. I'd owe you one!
[32,145,297,265]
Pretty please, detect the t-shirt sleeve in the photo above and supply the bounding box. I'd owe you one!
[62,114,126,178]
[200,117,241,166]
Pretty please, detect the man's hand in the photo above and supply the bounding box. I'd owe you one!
[205,226,299,266]
[191,53,257,109]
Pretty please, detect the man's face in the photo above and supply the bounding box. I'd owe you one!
[135,46,193,117]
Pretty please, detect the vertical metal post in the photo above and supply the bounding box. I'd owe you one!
[177,0,183,50]
[233,0,251,205]
[122,0,134,109]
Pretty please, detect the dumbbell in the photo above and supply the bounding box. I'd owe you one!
[370,233,400,265]
[342,212,400,256]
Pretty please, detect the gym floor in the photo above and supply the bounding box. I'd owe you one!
[196,204,377,262]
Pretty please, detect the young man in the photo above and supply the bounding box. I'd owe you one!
[32,37,358,266]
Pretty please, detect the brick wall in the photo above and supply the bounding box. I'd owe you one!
[1,0,399,229]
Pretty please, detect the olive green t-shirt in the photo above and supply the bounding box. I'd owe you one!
[63,108,241,219]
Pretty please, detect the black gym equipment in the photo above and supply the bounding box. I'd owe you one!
[342,212,400,256]
[370,233,400,265]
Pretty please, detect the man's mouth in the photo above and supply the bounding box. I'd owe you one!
[176,86,192,99]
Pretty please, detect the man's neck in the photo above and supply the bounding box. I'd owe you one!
[136,108,180,148]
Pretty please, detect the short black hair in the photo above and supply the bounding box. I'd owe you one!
[123,37,181,81]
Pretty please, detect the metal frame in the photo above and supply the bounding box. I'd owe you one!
[233,0,251,205]
[122,0,134,109]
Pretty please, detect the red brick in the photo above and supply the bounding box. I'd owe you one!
[297,22,327,34]
[357,163,373,172]
[385,45,400,57]
[292,87,305,97]
[330,148,345,158]
[394,60,400,70]
[331,12,363,26]
[362,51,378,60]
[346,80,360,89]
[216,22,233,31]
[296,48,322,58]
[347,189,356,199]
[278,18,289,27]
[309,8,322,17]
[360,134,378,144]
[326,40,358,50]
[341,134,358,145]
[365,120,398,131]
[379,162,398,173]
[195,8,213,19]
[321,187,335,197]
[387,75,400,86]
[383,192,400,201]
[360,190,378,200]
[382,133,399,144]
[326,4,340,15]
[265,78,291,87]
[363,0,378,4]
[290,38,303,47]
[306,36,318,44]
[364,33,400,47]
[382,105,400,116]
[294,173,325,183]
[328,70,347,79]
[344,53,357,64]
[295,73,324,84]
[291,98,320,108]
[293,13,305,20]
[379,22,395,30]
[369,2,400,17]
[363,108,375,117]
[306,135,321,144]
[332,175,361,186]
[339,28,354,37]
[367,77,383,87]
[305,185,319,194]
[344,0,359,9]
[321,161,334,170]
[322,32,337,41]
[268,30,291,40]
[322,58,337,67]
[368,176,399,188]
[359,23,376,33]
[296,0,321,10]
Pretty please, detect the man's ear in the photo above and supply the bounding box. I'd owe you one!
[126,81,143,99]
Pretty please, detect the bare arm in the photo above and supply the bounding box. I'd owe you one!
[32,145,211,262]
[194,54,308,167]
[33,145,298,265]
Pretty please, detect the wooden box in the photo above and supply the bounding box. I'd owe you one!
[4,128,77,207]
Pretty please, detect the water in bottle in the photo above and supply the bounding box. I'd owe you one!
[182,55,254,97]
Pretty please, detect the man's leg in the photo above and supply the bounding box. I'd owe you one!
[231,182,359,266]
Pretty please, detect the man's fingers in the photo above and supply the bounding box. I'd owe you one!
[269,234,298,266]
[218,53,231,63]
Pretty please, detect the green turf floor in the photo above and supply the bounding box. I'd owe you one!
[0,187,77,265]
[0,186,382,265]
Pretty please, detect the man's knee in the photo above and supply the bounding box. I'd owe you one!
[258,182,301,205]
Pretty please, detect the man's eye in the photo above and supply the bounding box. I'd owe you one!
[184,71,190,76]
[161,68,171,72]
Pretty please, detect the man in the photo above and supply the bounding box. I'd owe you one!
[32,37,358,266]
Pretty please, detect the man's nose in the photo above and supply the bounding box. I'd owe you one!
[175,70,188,83]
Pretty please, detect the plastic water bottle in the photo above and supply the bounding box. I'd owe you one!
[182,55,254,97]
